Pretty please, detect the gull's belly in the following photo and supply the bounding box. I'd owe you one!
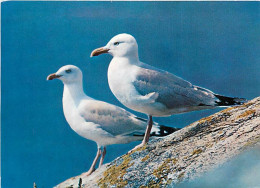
[63,103,104,142]
[108,67,169,116]
[63,104,138,146]
[65,111,143,146]
[109,85,171,116]
[64,108,95,140]
[64,110,116,144]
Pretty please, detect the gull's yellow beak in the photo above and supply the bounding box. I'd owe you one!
[90,47,109,57]
[47,73,61,80]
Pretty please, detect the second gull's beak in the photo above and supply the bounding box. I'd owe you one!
[47,73,61,80]
[90,47,109,57]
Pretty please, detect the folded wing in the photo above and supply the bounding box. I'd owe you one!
[133,64,217,110]
[78,100,147,136]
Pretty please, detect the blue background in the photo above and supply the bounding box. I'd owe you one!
[2,2,259,187]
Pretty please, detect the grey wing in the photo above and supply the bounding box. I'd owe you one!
[133,65,217,109]
[78,100,146,136]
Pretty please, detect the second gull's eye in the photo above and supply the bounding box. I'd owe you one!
[66,69,71,73]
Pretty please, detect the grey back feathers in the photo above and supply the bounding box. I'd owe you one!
[133,65,216,109]
[133,63,246,110]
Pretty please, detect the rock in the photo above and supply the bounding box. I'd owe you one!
[55,97,260,188]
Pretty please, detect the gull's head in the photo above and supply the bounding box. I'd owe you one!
[47,65,83,84]
[90,33,138,58]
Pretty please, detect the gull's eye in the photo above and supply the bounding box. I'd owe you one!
[114,42,120,46]
[65,69,71,73]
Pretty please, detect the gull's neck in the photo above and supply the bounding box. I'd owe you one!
[63,80,86,106]
[112,54,141,66]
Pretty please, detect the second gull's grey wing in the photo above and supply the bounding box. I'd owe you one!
[78,100,146,136]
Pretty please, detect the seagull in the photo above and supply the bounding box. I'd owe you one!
[47,65,179,175]
[90,33,246,149]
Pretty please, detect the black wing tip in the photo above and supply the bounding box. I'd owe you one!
[151,125,180,137]
[214,94,247,106]
[134,116,180,137]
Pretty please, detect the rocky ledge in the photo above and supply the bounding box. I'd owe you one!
[55,97,260,188]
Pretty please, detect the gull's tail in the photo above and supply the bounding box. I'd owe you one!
[150,124,180,137]
[214,94,247,106]
[133,116,180,137]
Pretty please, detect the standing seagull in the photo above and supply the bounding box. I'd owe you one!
[47,65,178,175]
[90,33,246,149]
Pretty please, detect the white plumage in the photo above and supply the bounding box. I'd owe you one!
[90,33,245,148]
[47,65,177,175]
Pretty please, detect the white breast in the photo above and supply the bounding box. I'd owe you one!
[108,58,140,105]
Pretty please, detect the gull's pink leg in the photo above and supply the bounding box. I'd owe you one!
[99,146,106,168]
[84,147,102,176]
[130,115,153,152]
[142,115,153,145]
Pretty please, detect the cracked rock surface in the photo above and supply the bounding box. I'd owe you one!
[55,97,260,188]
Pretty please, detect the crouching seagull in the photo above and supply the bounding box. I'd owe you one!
[90,33,246,150]
[47,65,179,175]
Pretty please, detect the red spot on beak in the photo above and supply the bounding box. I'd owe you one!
[47,73,61,80]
